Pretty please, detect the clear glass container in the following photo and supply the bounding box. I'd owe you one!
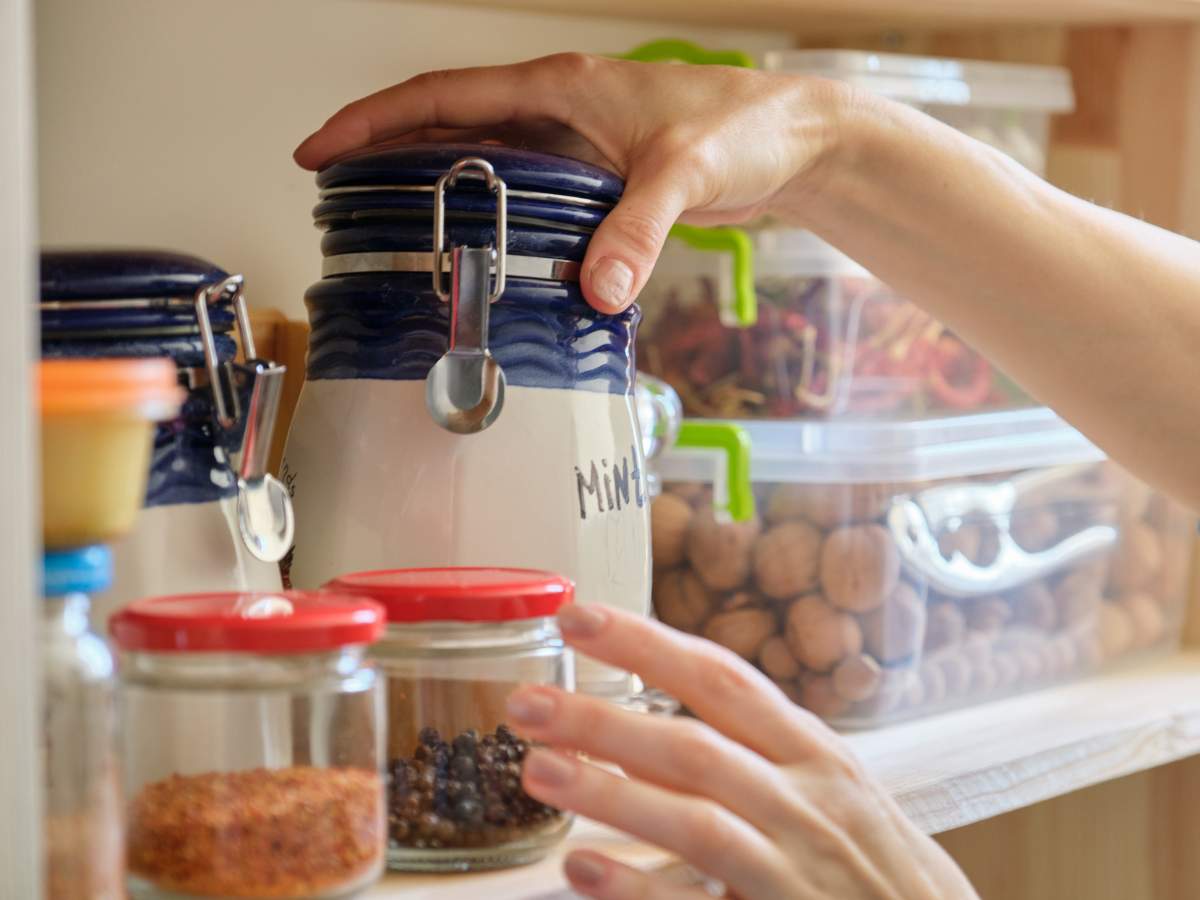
[42,546,123,900]
[110,591,387,899]
[324,568,575,873]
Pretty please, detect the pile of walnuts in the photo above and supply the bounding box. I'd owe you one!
[650,464,1190,724]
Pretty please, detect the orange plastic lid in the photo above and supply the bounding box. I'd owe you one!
[39,358,184,419]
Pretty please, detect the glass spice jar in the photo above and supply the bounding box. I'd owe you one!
[323,567,575,873]
[42,546,123,900]
[109,591,387,899]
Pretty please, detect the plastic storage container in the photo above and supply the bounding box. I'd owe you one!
[650,410,1194,726]
[39,358,182,548]
[42,546,123,900]
[41,250,291,619]
[282,145,647,700]
[761,50,1074,175]
[639,230,1025,421]
[323,567,574,872]
[110,591,387,899]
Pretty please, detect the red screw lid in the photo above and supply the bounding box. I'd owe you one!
[322,568,574,623]
[109,591,386,654]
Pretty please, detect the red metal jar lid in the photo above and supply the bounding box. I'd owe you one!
[109,591,386,653]
[322,568,574,623]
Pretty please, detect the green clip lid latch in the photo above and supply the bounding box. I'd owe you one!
[620,40,758,328]
[675,421,755,522]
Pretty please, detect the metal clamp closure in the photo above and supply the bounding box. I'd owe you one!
[194,274,256,431]
[432,157,507,303]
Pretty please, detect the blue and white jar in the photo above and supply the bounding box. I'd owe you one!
[40,250,288,623]
[281,145,651,697]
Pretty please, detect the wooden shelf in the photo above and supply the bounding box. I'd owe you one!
[367,651,1200,897]
[446,0,1200,30]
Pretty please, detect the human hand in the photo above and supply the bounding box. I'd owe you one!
[294,54,847,314]
[504,604,978,900]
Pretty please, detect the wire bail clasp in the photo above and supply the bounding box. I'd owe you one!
[432,157,507,304]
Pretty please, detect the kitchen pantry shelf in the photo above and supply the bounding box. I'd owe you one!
[447,0,1200,29]
[365,650,1200,898]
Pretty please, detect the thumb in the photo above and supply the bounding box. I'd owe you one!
[582,170,688,314]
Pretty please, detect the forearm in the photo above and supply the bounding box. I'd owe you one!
[789,89,1200,509]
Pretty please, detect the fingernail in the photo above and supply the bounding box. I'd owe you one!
[524,749,576,788]
[558,604,608,638]
[506,688,556,726]
[590,257,633,310]
[564,853,607,887]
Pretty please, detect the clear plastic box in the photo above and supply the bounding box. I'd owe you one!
[761,50,1075,175]
[650,410,1194,727]
[638,230,1029,420]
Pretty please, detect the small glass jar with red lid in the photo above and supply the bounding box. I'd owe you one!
[109,591,387,900]
[322,567,574,873]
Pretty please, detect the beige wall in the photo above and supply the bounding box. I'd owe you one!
[35,0,786,319]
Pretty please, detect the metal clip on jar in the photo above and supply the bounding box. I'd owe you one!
[110,591,387,900]
[40,250,294,617]
[284,145,650,700]
[324,567,575,872]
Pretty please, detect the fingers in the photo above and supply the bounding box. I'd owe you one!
[506,685,797,831]
[523,749,786,897]
[563,850,717,900]
[293,54,593,169]
[581,168,689,314]
[557,605,852,765]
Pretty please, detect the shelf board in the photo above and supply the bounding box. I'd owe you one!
[368,650,1200,898]
[446,0,1200,30]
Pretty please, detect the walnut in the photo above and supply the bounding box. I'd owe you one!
[685,509,761,592]
[798,673,850,720]
[1054,570,1103,627]
[937,522,999,566]
[758,635,801,681]
[861,669,914,717]
[1110,521,1164,594]
[703,608,777,661]
[964,596,1012,635]
[859,582,926,664]
[753,520,822,600]
[936,651,973,697]
[820,525,900,613]
[1096,602,1135,658]
[1120,592,1166,648]
[923,601,967,653]
[1011,583,1057,632]
[775,679,805,707]
[721,591,759,613]
[650,493,692,570]
[652,569,714,633]
[832,654,883,703]
[765,483,893,529]
[784,595,862,673]
[1011,507,1060,552]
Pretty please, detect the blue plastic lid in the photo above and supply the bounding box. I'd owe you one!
[41,249,230,301]
[316,143,624,204]
[42,545,114,597]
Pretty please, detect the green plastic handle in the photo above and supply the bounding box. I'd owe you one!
[618,40,758,328]
[669,224,757,327]
[620,38,755,69]
[676,421,755,522]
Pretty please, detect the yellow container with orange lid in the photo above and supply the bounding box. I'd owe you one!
[40,358,183,548]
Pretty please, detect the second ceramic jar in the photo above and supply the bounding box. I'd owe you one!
[282,145,649,698]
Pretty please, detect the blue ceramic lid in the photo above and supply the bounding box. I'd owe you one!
[43,545,113,597]
[41,249,230,301]
[316,143,624,204]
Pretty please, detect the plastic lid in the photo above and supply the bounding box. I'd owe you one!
[323,568,574,623]
[39,358,184,419]
[657,408,1104,486]
[316,143,624,204]
[109,591,386,653]
[42,545,113,597]
[762,50,1074,112]
[40,249,231,301]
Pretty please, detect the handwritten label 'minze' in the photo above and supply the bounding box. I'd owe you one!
[575,446,645,520]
